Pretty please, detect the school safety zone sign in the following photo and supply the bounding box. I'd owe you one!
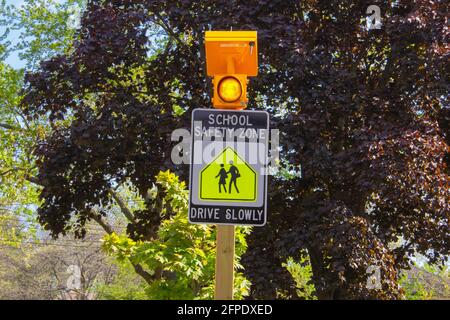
[189,108,269,226]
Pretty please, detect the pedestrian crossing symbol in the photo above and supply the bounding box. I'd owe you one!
[200,147,257,202]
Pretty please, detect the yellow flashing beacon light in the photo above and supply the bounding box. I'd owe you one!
[205,31,258,109]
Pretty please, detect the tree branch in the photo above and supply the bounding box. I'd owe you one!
[108,188,135,223]
[133,264,158,285]
[1,168,41,187]
[87,209,156,286]
[0,168,14,177]
[151,13,187,48]
[88,210,114,235]
[25,175,41,185]
[0,123,19,130]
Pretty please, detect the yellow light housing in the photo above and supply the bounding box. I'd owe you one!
[218,77,242,103]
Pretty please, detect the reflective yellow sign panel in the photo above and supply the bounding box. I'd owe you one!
[200,148,257,202]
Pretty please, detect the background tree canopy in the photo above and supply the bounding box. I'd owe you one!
[18,0,449,299]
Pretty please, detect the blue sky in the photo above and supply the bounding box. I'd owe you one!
[1,0,66,69]
[1,0,26,68]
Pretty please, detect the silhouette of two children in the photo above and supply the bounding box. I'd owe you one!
[215,161,240,194]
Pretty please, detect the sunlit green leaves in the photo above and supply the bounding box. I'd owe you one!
[2,0,86,69]
[0,0,85,243]
[102,170,250,300]
[0,62,40,223]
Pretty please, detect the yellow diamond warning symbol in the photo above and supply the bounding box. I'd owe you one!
[200,147,257,202]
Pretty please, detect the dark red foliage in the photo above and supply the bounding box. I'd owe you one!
[21,0,449,299]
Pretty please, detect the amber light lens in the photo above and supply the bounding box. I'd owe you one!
[218,77,242,102]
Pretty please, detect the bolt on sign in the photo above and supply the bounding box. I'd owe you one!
[189,108,269,226]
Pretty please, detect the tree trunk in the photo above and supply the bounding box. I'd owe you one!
[307,244,339,300]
